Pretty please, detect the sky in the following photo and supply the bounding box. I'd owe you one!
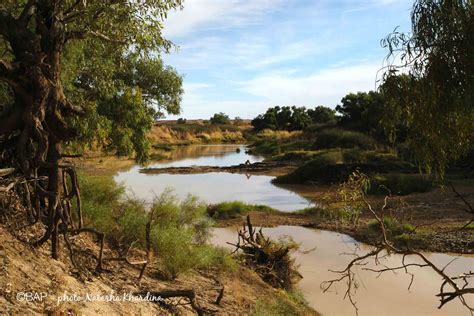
[161,0,413,119]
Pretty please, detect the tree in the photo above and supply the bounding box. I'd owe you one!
[209,112,230,125]
[251,106,311,131]
[251,106,279,131]
[380,0,473,175]
[307,106,336,124]
[289,105,311,131]
[335,91,385,138]
[0,0,183,259]
[68,52,183,162]
[233,116,243,125]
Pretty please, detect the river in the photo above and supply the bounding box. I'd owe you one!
[114,144,474,315]
[115,144,314,211]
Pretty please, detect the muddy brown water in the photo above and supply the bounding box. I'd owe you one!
[114,144,474,315]
[212,226,474,316]
[114,144,314,211]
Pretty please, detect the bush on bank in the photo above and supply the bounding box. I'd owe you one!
[312,128,378,150]
[369,174,434,195]
[207,201,277,219]
[79,174,235,278]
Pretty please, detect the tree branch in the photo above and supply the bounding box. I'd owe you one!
[18,0,36,24]
[323,172,474,314]
[66,30,126,44]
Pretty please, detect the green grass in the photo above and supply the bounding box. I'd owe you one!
[207,201,277,219]
[247,139,281,156]
[295,206,355,223]
[274,148,416,186]
[312,128,378,150]
[367,216,415,236]
[168,122,241,133]
[253,290,309,316]
[369,173,434,195]
[273,156,348,184]
[272,149,343,163]
[365,216,423,248]
[79,174,236,278]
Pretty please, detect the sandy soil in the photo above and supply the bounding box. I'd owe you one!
[0,224,318,315]
[215,184,474,254]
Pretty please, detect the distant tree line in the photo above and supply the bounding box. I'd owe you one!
[251,105,336,132]
[250,91,398,139]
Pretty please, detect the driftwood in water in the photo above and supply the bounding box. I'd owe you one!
[228,215,301,290]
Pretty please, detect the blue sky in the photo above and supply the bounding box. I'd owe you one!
[162,0,412,119]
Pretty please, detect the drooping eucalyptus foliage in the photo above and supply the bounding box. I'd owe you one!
[380,0,473,175]
[0,0,183,258]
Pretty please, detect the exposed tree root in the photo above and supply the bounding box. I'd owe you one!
[229,215,301,290]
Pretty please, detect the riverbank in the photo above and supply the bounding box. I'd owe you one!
[75,147,473,255]
[0,224,317,315]
[140,161,299,177]
[211,183,474,254]
[147,120,252,145]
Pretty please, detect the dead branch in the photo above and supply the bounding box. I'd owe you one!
[229,215,301,290]
[322,172,474,314]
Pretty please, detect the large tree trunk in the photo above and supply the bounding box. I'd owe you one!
[1,2,80,259]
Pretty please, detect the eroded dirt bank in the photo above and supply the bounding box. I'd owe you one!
[0,225,317,315]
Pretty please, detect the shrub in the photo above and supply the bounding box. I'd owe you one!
[367,216,415,236]
[248,139,281,156]
[78,173,125,235]
[209,112,231,125]
[207,201,277,219]
[234,116,243,125]
[79,175,232,278]
[296,206,351,222]
[274,150,417,185]
[271,151,317,162]
[279,140,313,152]
[312,128,377,150]
[273,155,345,184]
[148,192,229,278]
[369,174,434,195]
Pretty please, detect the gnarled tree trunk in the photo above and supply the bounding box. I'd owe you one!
[1,1,82,259]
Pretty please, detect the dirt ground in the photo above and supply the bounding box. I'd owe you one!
[75,153,473,254]
[216,185,474,254]
[0,224,317,315]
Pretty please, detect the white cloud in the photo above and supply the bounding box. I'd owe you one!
[238,62,383,108]
[166,62,386,119]
[163,0,282,38]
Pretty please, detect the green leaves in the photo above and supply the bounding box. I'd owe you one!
[381,1,474,176]
[251,106,313,132]
[61,28,183,162]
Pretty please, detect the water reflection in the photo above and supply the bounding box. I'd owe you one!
[150,144,263,168]
[212,226,474,316]
[115,171,313,211]
[114,144,313,211]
